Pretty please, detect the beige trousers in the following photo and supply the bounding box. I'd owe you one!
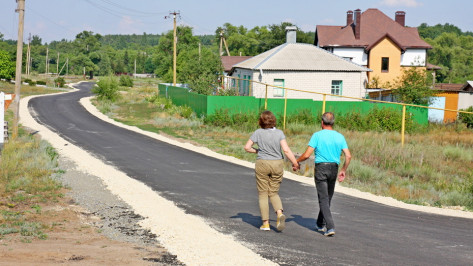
[255,159,284,221]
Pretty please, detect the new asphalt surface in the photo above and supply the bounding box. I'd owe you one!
[28,82,473,265]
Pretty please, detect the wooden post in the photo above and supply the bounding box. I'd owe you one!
[401,105,406,147]
[322,94,326,113]
[283,89,287,130]
[264,84,268,109]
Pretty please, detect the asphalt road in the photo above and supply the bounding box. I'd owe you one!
[29,82,473,265]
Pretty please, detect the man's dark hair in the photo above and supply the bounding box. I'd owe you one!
[322,112,335,126]
[259,110,277,128]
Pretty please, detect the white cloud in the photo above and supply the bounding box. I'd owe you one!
[380,0,423,7]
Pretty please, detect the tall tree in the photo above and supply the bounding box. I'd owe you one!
[392,67,434,105]
[0,50,15,80]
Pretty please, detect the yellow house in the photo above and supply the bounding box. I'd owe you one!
[315,8,431,87]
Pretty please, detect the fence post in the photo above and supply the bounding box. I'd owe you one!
[264,84,268,109]
[283,89,287,130]
[322,94,326,113]
[401,104,406,147]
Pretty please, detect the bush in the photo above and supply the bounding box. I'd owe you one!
[92,76,120,101]
[119,75,133,87]
[24,78,36,86]
[204,108,232,127]
[459,106,473,128]
[54,77,65,88]
[36,80,47,86]
[336,107,417,132]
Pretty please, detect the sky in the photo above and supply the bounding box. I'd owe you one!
[0,0,472,44]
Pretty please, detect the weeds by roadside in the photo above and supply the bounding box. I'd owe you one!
[1,81,65,242]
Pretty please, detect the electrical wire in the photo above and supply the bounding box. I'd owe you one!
[96,0,167,16]
[28,8,77,36]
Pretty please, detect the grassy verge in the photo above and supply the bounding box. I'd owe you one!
[91,79,473,211]
[1,80,66,242]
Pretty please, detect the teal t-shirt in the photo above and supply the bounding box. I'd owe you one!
[308,129,348,164]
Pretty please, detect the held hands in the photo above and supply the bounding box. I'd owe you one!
[338,171,346,182]
[292,162,300,172]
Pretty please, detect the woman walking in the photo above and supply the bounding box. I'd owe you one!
[244,111,299,231]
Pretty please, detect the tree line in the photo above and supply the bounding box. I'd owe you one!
[0,22,471,87]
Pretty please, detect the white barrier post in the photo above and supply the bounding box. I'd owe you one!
[0,92,4,150]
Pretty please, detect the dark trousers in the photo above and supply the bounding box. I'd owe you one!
[314,163,338,230]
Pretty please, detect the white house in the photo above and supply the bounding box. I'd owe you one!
[230,27,371,101]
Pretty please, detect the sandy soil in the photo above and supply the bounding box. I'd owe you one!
[0,193,175,266]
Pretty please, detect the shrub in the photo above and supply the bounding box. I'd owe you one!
[459,106,473,128]
[336,107,417,133]
[92,76,120,101]
[204,108,232,127]
[54,77,65,88]
[287,109,318,125]
[119,75,133,87]
[36,80,47,86]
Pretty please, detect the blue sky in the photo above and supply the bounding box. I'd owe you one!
[0,0,472,43]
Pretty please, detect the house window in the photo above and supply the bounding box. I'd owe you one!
[331,80,343,95]
[273,79,285,97]
[381,57,389,72]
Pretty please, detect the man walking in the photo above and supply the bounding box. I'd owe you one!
[296,112,351,237]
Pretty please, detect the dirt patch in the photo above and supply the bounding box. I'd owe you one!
[0,194,181,265]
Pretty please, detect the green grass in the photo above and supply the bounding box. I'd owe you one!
[90,78,473,211]
[1,80,67,241]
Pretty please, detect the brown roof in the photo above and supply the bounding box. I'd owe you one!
[434,83,464,92]
[316,8,432,51]
[426,63,442,70]
[221,56,253,72]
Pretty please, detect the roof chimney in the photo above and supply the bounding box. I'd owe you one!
[346,10,353,26]
[395,11,406,26]
[286,26,297,43]
[354,9,361,40]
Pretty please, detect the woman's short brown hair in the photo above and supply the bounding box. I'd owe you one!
[259,110,276,129]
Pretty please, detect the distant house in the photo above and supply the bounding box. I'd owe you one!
[221,56,253,75]
[315,8,432,87]
[230,26,371,100]
[459,81,473,110]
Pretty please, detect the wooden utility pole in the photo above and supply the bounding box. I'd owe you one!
[219,30,230,56]
[26,33,31,76]
[56,52,60,76]
[45,46,49,74]
[12,0,25,139]
[165,11,180,86]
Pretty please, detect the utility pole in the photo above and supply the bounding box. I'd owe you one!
[56,52,59,76]
[165,11,180,86]
[45,46,49,74]
[134,58,136,76]
[219,30,230,56]
[13,0,25,139]
[26,33,31,76]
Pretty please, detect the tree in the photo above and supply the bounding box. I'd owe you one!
[179,46,223,95]
[152,26,199,81]
[31,35,42,46]
[0,50,15,80]
[458,106,473,128]
[392,67,434,105]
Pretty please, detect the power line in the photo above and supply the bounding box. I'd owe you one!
[28,8,77,36]
[96,0,167,16]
